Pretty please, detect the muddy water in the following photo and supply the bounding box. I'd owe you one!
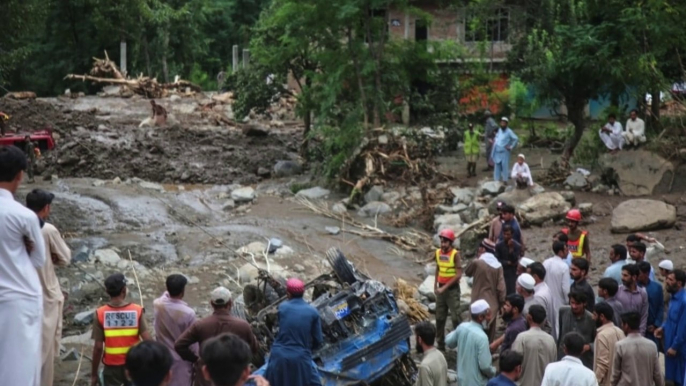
[19,178,425,286]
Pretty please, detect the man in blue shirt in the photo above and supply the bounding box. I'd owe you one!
[655,269,686,386]
[603,244,627,284]
[265,278,323,386]
[637,261,664,345]
[490,117,518,183]
[446,299,496,386]
[487,350,522,386]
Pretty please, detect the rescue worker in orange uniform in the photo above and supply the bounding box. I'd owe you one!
[434,229,462,350]
[91,273,151,386]
[561,209,592,267]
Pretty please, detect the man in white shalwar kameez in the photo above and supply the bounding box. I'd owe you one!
[511,153,534,188]
[0,146,46,386]
[599,114,625,153]
[26,189,72,386]
[623,109,646,147]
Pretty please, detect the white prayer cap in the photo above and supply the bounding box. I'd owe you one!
[501,117,509,122]
[470,299,490,314]
[517,153,525,160]
[659,260,674,271]
[517,274,536,291]
[519,257,534,268]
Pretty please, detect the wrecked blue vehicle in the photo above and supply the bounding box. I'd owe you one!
[242,248,416,386]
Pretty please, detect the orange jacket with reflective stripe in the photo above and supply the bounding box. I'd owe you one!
[96,303,143,366]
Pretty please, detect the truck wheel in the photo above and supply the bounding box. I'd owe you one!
[326,247,357,285]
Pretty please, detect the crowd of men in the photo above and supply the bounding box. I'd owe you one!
[429,201,685,386]
[0,145,323,386]
[1,129,685,386]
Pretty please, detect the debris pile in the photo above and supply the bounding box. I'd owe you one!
[394,278,430,323]
[65,52,201,99]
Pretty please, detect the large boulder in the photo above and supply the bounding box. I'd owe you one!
[418,276,436,302]
[273,160,302,177]
[296,186,331,200]
[517,192,571,226]
[434,214,463,231]
[231,187,256,202]
[450,187,475,205]
[611,199,676,233]
[478,181,506,197]
[357,201,392,217]
[564,172,589,190]
[599,150,674,196]
[489,189,533,214]
[94,249,121,266]
[364,185,384,203]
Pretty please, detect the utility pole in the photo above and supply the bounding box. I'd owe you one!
[242,49,250,69]
[120,38,127,76]
[232,45,239,73]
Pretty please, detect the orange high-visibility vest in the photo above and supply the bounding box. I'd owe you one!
[562,228,588,258]
[96,303,143,366]
[436,249,458,284]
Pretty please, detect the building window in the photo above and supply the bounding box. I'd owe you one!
[465,8,509,42]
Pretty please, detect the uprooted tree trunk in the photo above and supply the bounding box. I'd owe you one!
[65,51,201,99]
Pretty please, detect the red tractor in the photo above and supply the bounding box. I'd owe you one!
[0,113,56,152]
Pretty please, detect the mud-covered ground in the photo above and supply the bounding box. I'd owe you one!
[1,96,303,184]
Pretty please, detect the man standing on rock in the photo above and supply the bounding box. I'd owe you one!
[175,286,258,386]
[483,110,498,172]
[465,239,506,341]
[464,123,481,177]
[434,229,462,350]
[92,273,151,386]
[561,209,592,266]
[26,189,72,386]
[153,274,197,386]
[0,145,46,386]
[655,269,686,386]
[543,242,571,338]
[491,117,518,183]
[495,225,521,295]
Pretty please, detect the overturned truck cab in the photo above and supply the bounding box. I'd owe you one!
[244,248,417,386]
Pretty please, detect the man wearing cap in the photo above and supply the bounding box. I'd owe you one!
[659,259,674,317]
[483,110,498,171]
[434,229,462,350]
[446,299,496,386]
[561,209,592,266]
[265,278,323,386]
[26,189,72,386]
[490,117,518,183]
[517,257,534,277]
[0,145,46,386]
[91,273,151,386]
[465,239,506,341]
[175,286,257,386]
[510,153,533,188]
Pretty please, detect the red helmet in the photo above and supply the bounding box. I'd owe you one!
[566,209,582,222]
[439,229,456,242]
